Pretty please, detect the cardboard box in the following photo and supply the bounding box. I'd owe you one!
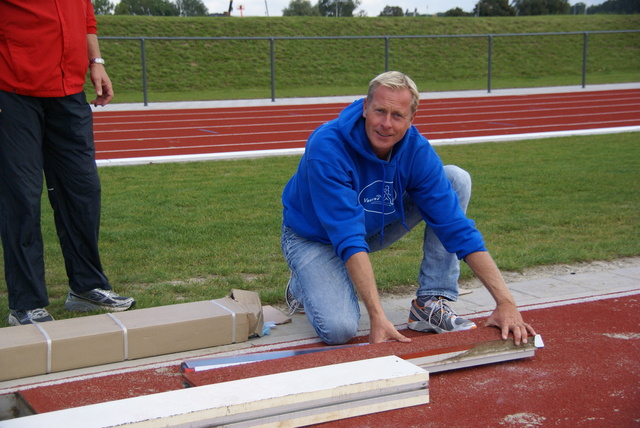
[0,290,263,382]
[42,315,125,373]
[0,325,49,380]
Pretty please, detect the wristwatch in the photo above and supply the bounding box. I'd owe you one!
[89,58,105,65]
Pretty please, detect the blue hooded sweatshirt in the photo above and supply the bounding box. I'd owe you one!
[282,98,486,262]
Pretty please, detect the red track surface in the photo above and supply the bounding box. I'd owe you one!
[19,295,640,426]
[93,89,640,161]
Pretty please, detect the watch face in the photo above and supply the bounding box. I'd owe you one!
[91,58,105,65]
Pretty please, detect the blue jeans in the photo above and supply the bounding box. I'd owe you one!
[281,165,472,344]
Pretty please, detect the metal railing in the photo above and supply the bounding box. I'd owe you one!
[100,30,639,106]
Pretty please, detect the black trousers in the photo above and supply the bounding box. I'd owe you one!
[0,91,111,311]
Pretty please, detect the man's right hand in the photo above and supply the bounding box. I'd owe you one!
[345,252,411,344]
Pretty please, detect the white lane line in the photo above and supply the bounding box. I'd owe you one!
[95,126,640,167]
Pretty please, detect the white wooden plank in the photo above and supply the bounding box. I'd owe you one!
[222,390,429,428]
[183,335,544,375]
[2,356,428,428]
[408,337,540,373]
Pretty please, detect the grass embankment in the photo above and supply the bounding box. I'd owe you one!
[91,14,640,103]
[1,133,638,324]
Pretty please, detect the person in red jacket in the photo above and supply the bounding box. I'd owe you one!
[0,0,135,325]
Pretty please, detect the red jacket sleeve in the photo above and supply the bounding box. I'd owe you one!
[86,0,98,35]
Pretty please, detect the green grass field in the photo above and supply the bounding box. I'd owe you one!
[1,14,638,326]
[91,14,640,103]
[0,133,638,325]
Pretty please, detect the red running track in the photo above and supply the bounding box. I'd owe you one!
[93,89,640,161]
[17,294,640,426]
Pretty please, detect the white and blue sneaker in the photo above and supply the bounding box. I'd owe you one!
[285,274,304,316]
[65,289,135,312]
[408,296,476,333]
[8,308,55,326]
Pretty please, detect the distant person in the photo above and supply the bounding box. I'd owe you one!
[281,71,535,345]
[0,0,135,326]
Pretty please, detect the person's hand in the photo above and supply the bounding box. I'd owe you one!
[89,64,114,107]
[369,316,411,344]
[485,302,536,345]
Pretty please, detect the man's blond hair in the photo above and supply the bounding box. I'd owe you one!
[366,71,420,115]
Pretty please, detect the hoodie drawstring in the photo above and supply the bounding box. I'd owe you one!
[378,159,410,245]
[396,168,410,232]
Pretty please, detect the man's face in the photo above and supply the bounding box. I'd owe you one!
[362,85,415,160]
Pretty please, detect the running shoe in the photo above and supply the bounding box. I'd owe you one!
[408,296,476,333]
[65,289,135,312]
[8,308,55,326]
[285,275,304,316]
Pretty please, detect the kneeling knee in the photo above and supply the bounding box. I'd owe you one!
[317,320,358,345]
[444,165,471,188]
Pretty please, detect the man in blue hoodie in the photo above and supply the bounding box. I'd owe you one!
[281,71,535,346]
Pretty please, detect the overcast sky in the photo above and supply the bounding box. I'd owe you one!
[202,0,599,17]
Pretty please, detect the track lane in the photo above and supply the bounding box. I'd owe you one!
[93,89,640,161]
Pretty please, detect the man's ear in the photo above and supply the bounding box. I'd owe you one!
[362,99,368,118]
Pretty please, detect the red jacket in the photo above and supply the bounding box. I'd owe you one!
[0,0,97,97]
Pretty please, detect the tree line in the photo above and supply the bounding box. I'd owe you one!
[281,0,639,17]
[439,0,639,17]
[93,0,210,16]
[93,0,640,17]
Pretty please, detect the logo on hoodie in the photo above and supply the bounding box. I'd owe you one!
[359,180,396,215]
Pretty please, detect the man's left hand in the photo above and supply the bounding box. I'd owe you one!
[89,65,114,107]
[485,302,537,345]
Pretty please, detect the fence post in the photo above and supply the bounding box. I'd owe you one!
[385,36,390,72]
[582,32,588,88]
[140,38,148,106]
[270,38,276,102]
[487,34,493,93]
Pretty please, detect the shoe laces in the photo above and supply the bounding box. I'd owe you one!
[28,308,50,319]
[89,289,119,299]
[426,297,457,326]
[287,298,302,316]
